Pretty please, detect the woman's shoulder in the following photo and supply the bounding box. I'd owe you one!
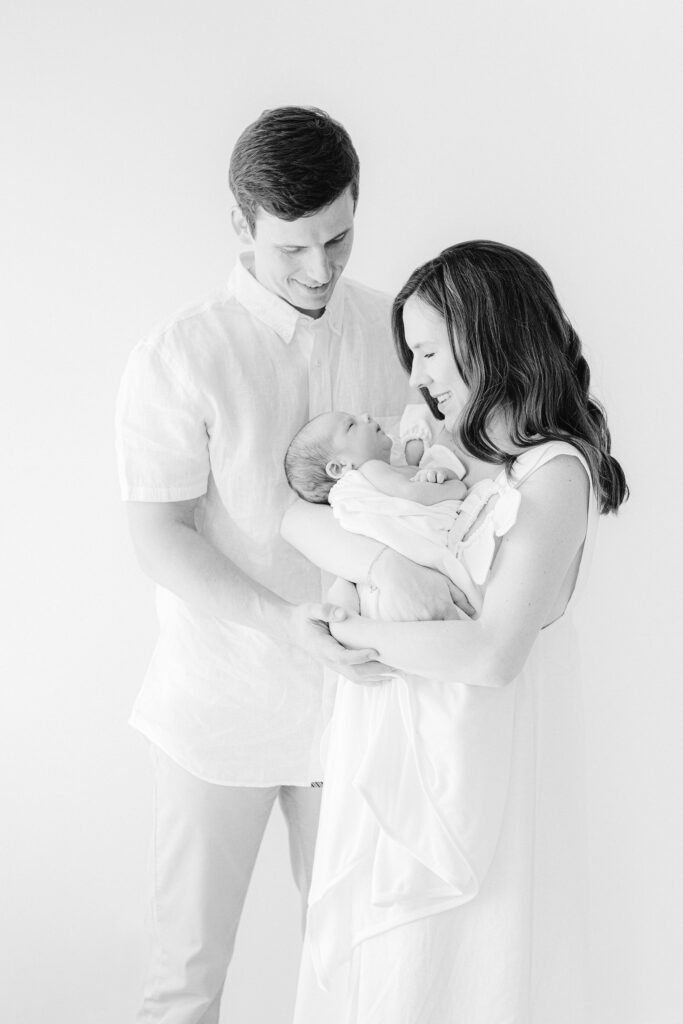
[509,440,592,493]
[508,448,591,553]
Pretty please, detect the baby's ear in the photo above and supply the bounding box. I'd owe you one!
[325,458,347,480]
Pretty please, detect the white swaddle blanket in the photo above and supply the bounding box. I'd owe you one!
[328,461,520,615]
[306,463,523,990]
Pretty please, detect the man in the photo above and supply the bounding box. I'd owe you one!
[116,106,459,1024]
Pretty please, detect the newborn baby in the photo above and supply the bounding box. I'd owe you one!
[284,410,513,611]
[284,410,468,506]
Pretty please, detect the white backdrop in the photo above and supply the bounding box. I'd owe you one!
[2,2,681,1022]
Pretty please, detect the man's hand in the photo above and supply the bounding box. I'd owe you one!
[287,602,394,685]
[370,548,475,621]
[411,465,458,484]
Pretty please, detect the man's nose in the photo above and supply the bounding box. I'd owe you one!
[303,248,332,284]
[360,412,372,424]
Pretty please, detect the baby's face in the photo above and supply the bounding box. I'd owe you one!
[318,411,392,469]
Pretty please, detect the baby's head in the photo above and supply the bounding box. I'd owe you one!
[284,411,392,503]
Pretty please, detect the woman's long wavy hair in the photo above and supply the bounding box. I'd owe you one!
[392,241,628,514]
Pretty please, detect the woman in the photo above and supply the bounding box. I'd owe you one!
[283,241,627,1023]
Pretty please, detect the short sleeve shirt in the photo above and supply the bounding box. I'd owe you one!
[116,254,413,785]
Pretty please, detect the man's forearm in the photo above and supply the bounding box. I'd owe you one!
[125,499,396,683]
[132,515,293,639]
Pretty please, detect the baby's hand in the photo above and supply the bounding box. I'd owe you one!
[411,465,458,484]
[404,438,425,467]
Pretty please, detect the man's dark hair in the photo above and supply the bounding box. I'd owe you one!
[229,106,360,232]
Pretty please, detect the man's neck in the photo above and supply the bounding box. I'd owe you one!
[293,304,325,320]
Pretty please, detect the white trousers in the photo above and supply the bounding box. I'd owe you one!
[137,745,323,1024]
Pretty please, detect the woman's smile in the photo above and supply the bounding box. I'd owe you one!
[433,390,453,408]
[403,296,470,430]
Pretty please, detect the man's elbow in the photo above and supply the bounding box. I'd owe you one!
[126,524,162,581]
[125,504,188,582]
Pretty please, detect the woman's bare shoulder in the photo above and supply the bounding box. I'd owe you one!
[512,453,590,547]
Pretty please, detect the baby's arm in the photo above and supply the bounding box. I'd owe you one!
[360,460,468,504]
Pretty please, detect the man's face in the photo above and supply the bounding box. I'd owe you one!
[241,187,355,318]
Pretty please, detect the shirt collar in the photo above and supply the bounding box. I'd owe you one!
[228,251,345,344]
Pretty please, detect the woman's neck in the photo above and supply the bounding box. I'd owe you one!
[434,412,524,483]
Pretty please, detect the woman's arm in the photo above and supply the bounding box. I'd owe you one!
[281,499,474,618]
[330,456,590,687]
[327,576,361,614]
[281,499,382,582]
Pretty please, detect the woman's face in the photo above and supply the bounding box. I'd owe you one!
[404,296,470,431]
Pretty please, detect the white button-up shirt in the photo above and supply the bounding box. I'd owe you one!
[116,254,412,785]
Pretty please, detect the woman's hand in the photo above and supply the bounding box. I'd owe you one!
[371,548,474,620]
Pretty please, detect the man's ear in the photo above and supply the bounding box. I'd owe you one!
[231,206,254,245]
[325,458,349,481]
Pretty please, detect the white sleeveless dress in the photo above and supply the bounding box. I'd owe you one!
[293,441,599,1024]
